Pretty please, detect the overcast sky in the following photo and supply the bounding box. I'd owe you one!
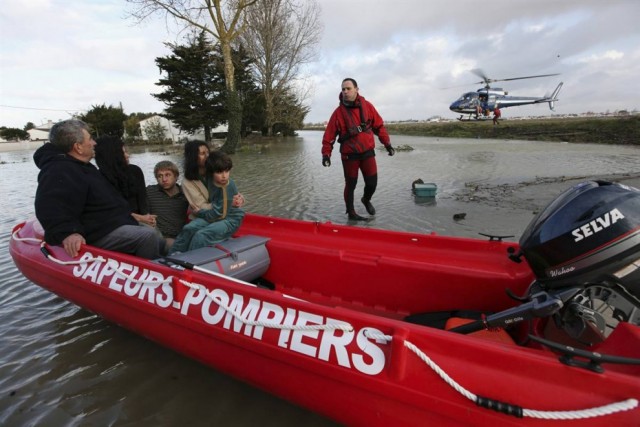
[1,0,639,129]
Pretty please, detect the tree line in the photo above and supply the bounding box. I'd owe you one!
[126,0,321,153]
[2,1,321,152]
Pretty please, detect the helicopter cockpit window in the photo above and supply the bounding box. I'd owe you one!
[459,93,477,102]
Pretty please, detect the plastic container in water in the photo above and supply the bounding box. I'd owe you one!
[413,183,437,197]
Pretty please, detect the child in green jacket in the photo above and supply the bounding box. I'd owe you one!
[170,150,245,253]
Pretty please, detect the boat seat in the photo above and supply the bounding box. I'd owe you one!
[445,317,516,346]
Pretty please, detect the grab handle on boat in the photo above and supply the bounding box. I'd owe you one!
[40,245,52,259]
[528,334,640,373]
[478,232,514,242]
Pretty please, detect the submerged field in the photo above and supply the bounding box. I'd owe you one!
[307,115,639,145]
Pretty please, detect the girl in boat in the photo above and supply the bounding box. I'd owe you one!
[180,140,212,219]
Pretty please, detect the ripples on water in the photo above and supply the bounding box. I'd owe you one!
[1,133,638,426]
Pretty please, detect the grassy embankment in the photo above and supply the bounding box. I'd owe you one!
[306,115,639,145]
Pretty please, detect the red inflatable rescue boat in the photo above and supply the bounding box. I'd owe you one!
[10,181,640,426]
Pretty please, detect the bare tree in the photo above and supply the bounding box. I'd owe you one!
[143,117,169,144]
[240,0,322,136]
[125,0,257,153]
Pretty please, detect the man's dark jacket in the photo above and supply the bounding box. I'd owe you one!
[34,143,137,245]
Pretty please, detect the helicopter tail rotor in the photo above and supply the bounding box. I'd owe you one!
[547,82,563,111]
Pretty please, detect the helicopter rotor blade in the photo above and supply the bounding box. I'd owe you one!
[498,73,561,82]
[441,68,494,89]
[441,70,560,90]
[470,68,492,84]
[471,69,560,86]
[440,82,482,90]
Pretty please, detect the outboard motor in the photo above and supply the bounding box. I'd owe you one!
[517,181,640,345]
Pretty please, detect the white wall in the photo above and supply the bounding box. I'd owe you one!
[138,115,227,142]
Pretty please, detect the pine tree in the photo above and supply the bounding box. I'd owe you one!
[153,32,226,142]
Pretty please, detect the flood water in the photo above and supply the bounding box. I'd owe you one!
[1,131,638,426]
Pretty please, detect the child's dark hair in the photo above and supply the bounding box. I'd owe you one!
[206,150,233,173]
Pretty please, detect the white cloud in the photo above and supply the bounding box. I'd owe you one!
[524,24,546,34]
[1,0,639,128]
[578,50,624,63]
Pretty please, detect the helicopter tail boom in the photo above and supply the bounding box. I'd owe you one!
[545,82,563,111]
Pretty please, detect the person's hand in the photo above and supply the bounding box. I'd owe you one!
[62,233,85,258]
[233,193,245,207]
[134,213,157,227]
[146,214,157,227]
[385,145,395,156]
[322,156,331,167]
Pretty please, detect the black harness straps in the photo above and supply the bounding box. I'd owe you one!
[337,101,372,145]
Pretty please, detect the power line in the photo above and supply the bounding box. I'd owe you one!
[0,104,86,113]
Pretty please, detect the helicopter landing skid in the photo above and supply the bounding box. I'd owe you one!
[457,115,491,122]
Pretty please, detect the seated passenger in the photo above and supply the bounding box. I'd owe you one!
[146,161,189,254]
[33,120,161,259]
[180,140,211,218]
[170,150,245,253]
[94,135,157,228]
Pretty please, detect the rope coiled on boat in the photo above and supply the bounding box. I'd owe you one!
[364,329,638,420]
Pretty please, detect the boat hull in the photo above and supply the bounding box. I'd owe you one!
[9,215,640,426]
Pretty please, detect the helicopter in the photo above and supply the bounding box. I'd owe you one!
[449,69,563,121]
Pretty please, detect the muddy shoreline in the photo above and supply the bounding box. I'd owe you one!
[454,172,640,213]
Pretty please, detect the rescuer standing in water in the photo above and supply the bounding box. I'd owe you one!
[321,78,395,221]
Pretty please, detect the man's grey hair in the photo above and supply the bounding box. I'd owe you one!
[49,119,90,153]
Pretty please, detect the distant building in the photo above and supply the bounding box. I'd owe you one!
[28,120,55,141]
[138,115,228,143]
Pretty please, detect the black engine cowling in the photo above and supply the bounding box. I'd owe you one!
[518,180,640,298]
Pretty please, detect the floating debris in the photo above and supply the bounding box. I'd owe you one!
[379,144,414,152]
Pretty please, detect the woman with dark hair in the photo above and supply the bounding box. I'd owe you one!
[94,136,156,228]
[181,140,212,218]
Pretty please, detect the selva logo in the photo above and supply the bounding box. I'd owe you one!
[571,208,625,242]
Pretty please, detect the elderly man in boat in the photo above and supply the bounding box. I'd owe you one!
[33,119,162,259]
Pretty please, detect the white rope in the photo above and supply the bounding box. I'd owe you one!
[364,330,638,420]
[39,242,107,266]
[45,250,171,285]
[11,229,104,266]
[404,338,478,401]
[13,228,172,285]
[522,400,639,420]
[11,229,41,244]
[179,279,354,332]
[365,330,477,401]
